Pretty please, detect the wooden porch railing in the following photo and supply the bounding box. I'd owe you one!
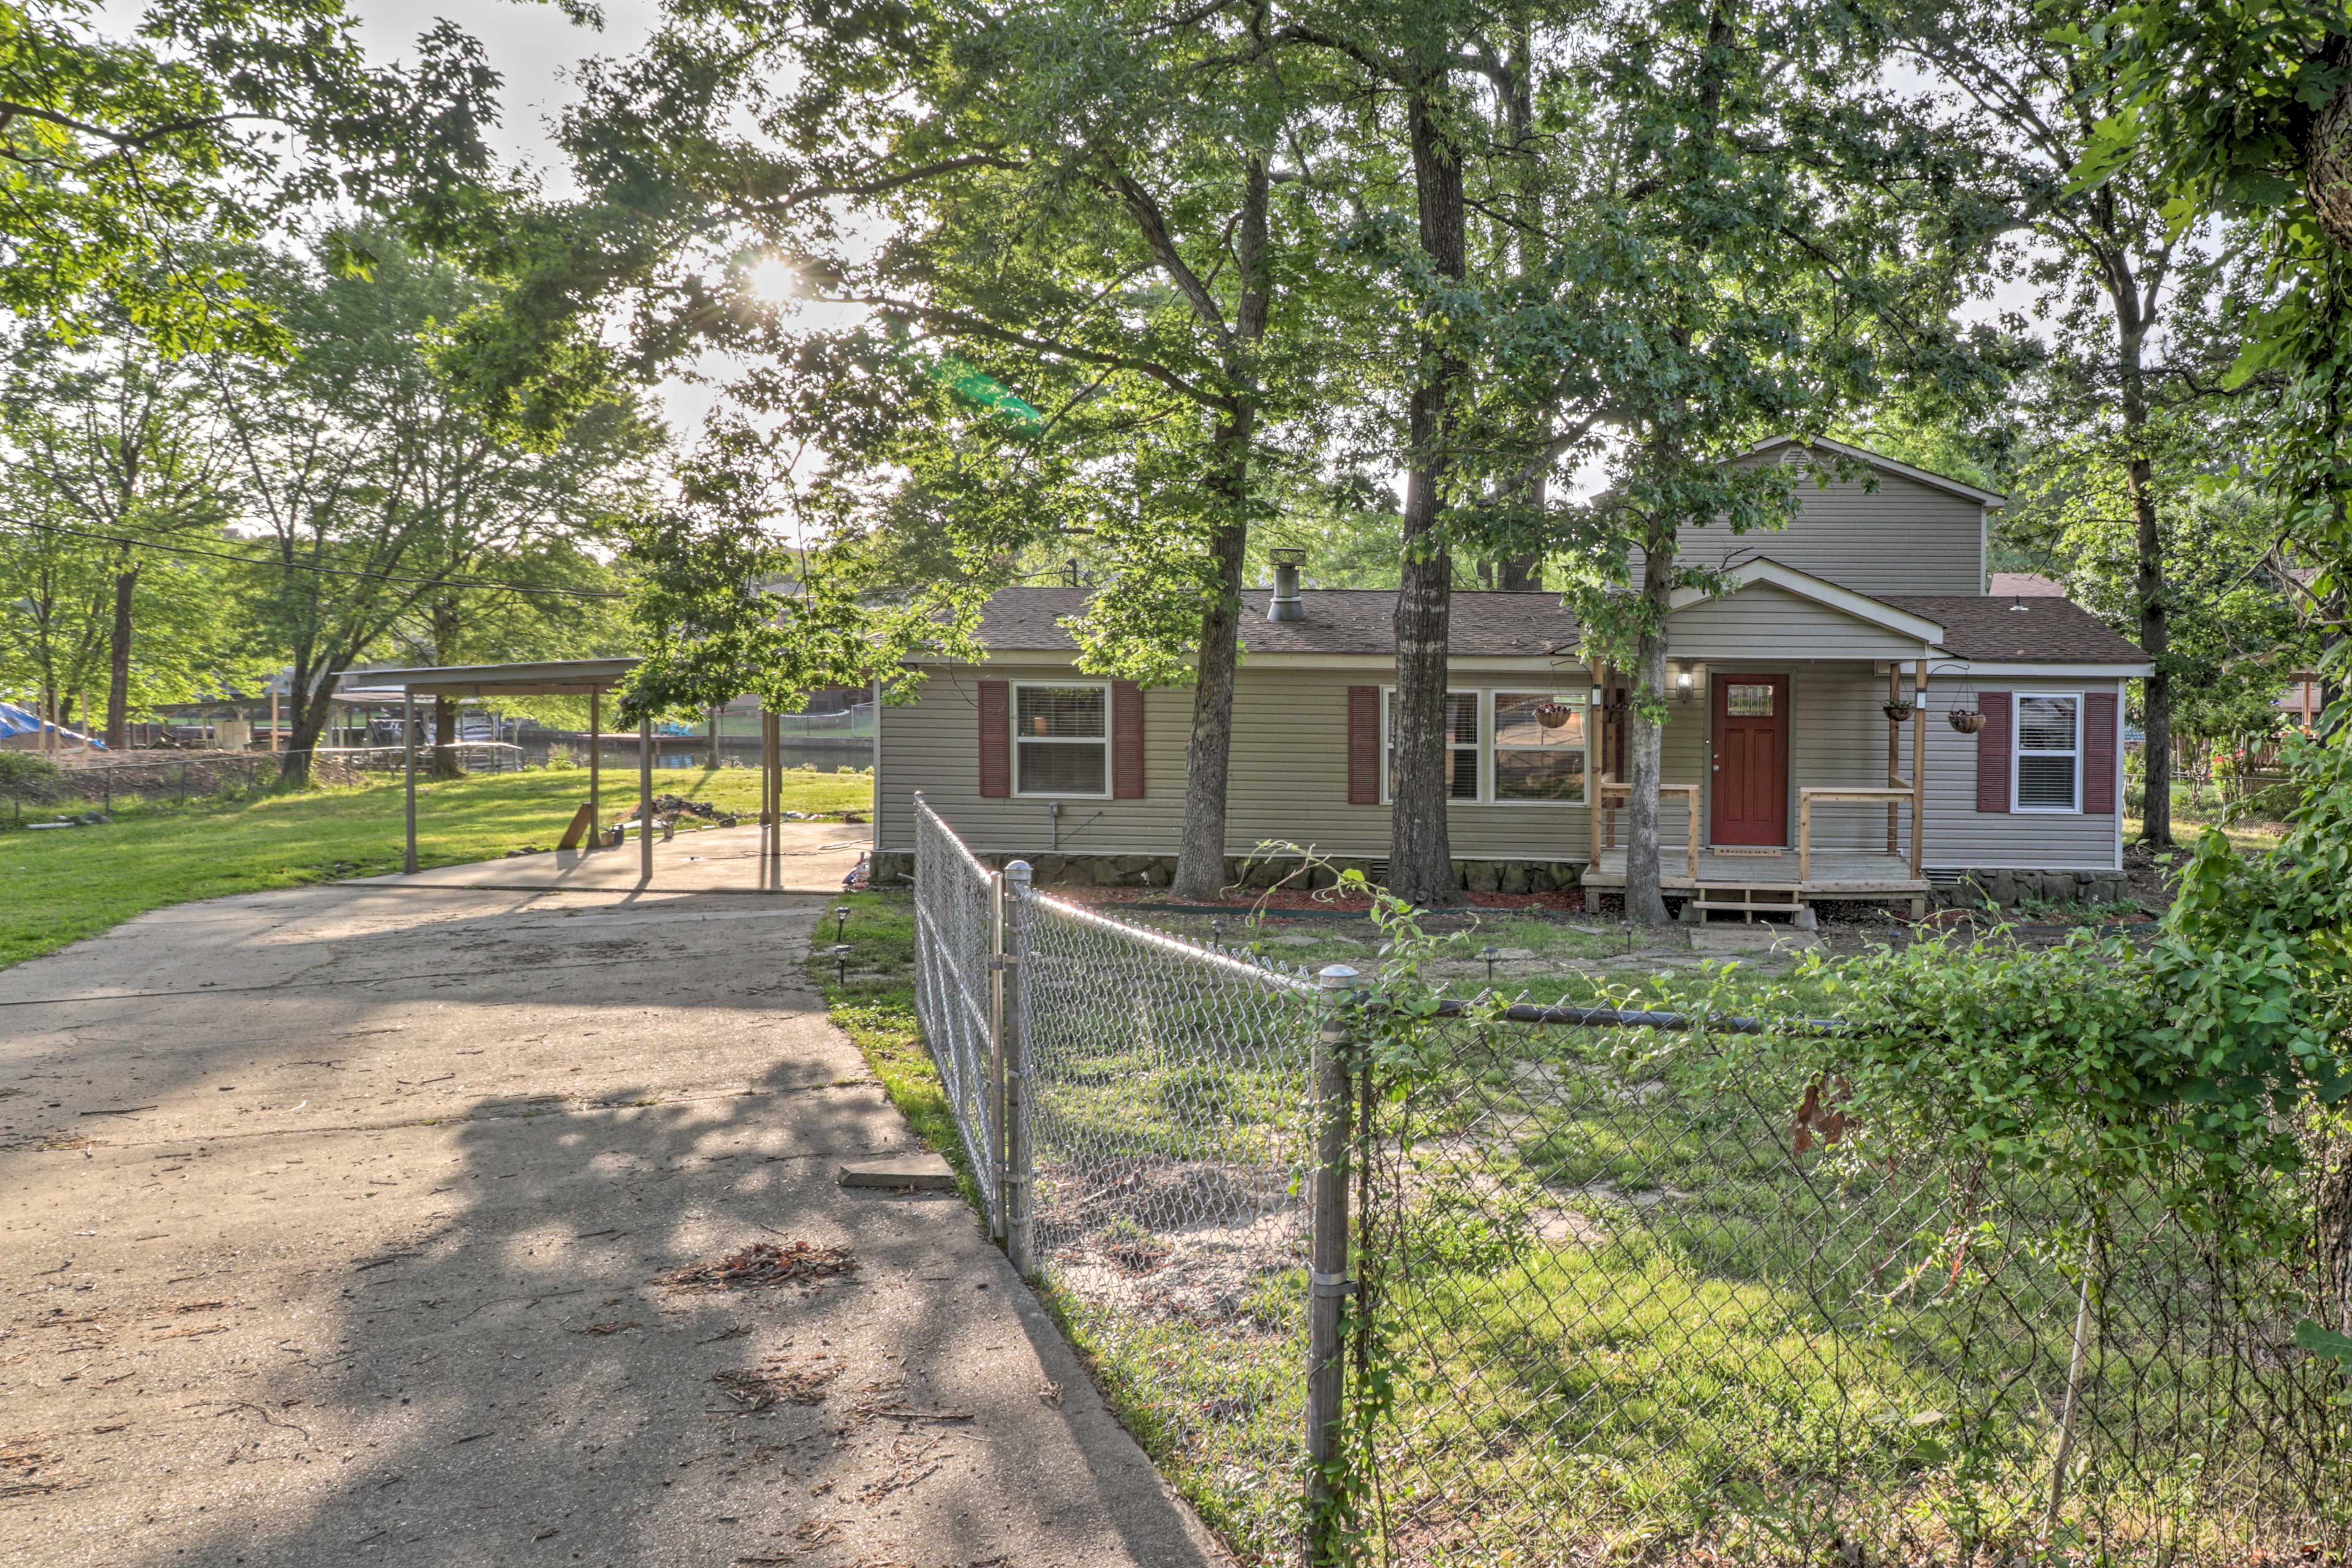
[1798,785,1921,883]
[1597,780,1701,880]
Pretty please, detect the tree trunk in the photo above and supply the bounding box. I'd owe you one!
[105,558,136,750]
[1623,512,1678,925]
[1171,151,1272,903]
[2318,1115,2352,1340]
[281,682,335,787]
[2302,36,2352,254]
[2130,453,2171,845]
[429,600,462,780]
[1390,76,1468,908]
[1172,497,1249,900]
[2109,260,2171,847]
[705,706,722,769]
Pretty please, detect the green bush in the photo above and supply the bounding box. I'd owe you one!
[0,753,66,804]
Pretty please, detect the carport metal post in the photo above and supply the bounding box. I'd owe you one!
[402,687,418,875]
[588,690,601,847]
[638,714,655,881]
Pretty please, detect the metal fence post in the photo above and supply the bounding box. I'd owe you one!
[1000,859,1036,1278]
[987,856,1010,1243]
[1304,962,1359,1559]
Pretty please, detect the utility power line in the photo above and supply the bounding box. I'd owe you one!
[1,521,629,600]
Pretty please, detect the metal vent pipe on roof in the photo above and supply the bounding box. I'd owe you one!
[1268,547,1306,622]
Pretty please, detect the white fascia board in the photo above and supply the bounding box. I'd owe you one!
[1940,662,2154,679]
[1667,559,1948,645]
[1743,434,2009,508]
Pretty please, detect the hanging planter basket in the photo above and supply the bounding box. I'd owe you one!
[1535,701,1575,729]
[1882,700,1918,724]
[1948,708,1987,734]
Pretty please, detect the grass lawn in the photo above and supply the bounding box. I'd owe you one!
[0,763,869,971]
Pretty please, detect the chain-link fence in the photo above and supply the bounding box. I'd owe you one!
[1359,1009,2346,1565]
[908,802,2350,1564]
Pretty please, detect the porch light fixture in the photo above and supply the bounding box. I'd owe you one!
[1588,684,1605,708]
[1674,666,1696,702]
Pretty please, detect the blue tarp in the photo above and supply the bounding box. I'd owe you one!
[0,701,106,748]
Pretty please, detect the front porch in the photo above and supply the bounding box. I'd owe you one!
[1581,844,1930,920]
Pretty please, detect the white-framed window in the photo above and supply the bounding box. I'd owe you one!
[1012,681,1110,797]
[1382,687,1482,803]
[2013,693,2082,812]
[1492,692,1589,804]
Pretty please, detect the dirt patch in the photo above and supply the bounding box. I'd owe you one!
[657,1241,855,1294]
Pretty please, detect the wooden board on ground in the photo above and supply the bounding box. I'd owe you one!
[556,800,595,851]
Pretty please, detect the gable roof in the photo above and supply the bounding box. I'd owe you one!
[969,586,1583,658]
[1743,434,2008,509]
[1879,595,2147,665]
[1665,558,1946,644]
[962,583,2143,668]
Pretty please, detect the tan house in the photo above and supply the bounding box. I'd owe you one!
[872,440,2152,917]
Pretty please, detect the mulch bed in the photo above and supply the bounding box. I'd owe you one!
[657,1240,854,1294]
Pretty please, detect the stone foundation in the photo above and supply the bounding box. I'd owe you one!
[865,850,1582,895]
[1938,867,2133,909]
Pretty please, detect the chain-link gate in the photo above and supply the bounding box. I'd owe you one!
[911,796,1005,1231]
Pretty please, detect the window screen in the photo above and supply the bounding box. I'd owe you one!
[1493,693,1588,803]
[1387,690,1482,801]
[2015,695,2079,811]
[1014,685,1108,795]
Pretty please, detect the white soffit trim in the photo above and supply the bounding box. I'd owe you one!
[1667,559,1948,645]
[1743,434,2009,508]
[1942,662,2154,679]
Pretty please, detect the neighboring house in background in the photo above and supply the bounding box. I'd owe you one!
[1990,571,2067,598]
[872,439,2152,918]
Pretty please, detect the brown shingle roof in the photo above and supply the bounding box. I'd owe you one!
[1880,595,2147,664]
[970,586,2146,666]
[971,586,1585,657]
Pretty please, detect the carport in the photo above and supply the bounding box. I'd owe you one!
[336,659,801,888]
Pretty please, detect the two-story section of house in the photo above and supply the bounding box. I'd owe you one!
[869,437,2152,919]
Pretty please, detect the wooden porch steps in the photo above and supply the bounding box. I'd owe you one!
[1687,886,1809,925]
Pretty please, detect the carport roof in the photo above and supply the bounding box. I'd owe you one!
[336,658,642,697]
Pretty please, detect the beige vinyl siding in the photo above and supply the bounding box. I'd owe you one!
[1637,464,1986,596]
[1666,584,1936,662]
[878,659,2124,875]
[880,662,1596,861]
[1921,676,2124,872]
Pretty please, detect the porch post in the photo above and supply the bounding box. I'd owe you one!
[1886,665,1901,853]
[1910,658,1926,878]
[1588,668,1604,872]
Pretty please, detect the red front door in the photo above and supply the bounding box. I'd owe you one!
[1711,674,1790,846]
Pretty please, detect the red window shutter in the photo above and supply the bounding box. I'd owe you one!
[1347,686,1380,805]
[1976,691,2011,813]
[978,680,1011,798]
[1112,681,1145,798]
[2084,691,2118,814]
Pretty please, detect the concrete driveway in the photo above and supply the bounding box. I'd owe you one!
[1,852,1226,1567]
